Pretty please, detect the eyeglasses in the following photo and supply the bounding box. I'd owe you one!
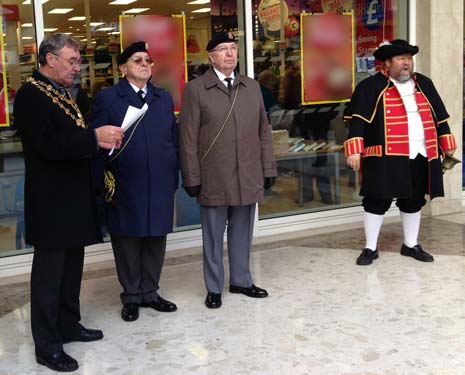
[51,53,82,67]
[127,56,154,66]
[210,44,239,54]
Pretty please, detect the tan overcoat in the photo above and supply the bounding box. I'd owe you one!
[179,68,277,206]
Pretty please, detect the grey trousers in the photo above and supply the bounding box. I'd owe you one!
[200,204,255,294]
[110,234,167,304]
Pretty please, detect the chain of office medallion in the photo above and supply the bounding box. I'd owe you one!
[26,77,86,129]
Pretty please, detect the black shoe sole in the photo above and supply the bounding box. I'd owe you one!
[400,251,434,262]
[36,357,78,372]
[356,253,379,266]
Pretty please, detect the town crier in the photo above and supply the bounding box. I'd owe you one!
[344,39,457,266]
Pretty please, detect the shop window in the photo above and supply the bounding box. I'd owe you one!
[253,0,408,219]
[0,2,36,255]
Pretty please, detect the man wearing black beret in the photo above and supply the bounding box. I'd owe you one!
[344,39,456,266]
[90,41,178,321]
[179,32,277,308]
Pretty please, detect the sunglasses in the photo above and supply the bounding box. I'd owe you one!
[128,56,154,66]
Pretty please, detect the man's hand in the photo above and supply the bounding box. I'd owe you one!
[347,153,361,171]
[95,126,124,150]
[184,185,201,198]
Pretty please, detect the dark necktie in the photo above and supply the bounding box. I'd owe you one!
[224,77,232,93]
[137,89,145,104]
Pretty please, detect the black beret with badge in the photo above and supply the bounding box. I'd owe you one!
[117,41,149,65]
[206,32,236,52]
[373,39,419,61]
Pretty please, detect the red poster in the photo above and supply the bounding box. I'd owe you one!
[301,13,354,104]
[355,0,393,57]
[120,15,187,113]
[0,20,9,127]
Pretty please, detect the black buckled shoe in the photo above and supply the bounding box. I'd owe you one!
[400,244,434,262]
[205,292,222,308]
[63,324,103,344]
[229,284,268,298]
[121,303,139,322]
[141,296,177,312]
[356,248,379,266]
[36,349,78,372]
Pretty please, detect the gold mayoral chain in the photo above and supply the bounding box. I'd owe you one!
[27,77,86,128]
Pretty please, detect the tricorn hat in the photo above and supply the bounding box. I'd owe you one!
[206,32,236,52]
[117,41,149,65]
[373,39,419,61]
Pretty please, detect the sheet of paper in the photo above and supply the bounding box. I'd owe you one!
[108,103,148,155]
[121,103,148,131]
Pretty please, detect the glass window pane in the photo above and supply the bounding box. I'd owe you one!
[0,2,37,256]
[253,0,408,219]
[39,0,242,233]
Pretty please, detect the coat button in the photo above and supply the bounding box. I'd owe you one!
[387,110,391,113]
[388,147,392,150]
[388,128,391,132]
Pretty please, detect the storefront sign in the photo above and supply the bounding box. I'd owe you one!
[301,13,354,104]
[257,0,289,32]
[120,14,187,113]
[0,21,9,127]
[1,5,19,21]
[355,0,393,57]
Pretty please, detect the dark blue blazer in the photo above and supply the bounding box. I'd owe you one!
[90,78,178,236]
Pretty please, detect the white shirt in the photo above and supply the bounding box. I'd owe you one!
[213,68,235,88]
[391,77,427,159]
[129,82,147,98]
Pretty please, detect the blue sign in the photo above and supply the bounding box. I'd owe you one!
[362,0,384,31]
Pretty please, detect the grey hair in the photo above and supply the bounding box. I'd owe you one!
[38,33,80,66]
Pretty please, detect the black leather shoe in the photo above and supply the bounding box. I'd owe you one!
[36,349,78,372]
[63,325,103,344]
[141,296,177,312]
[121,303,139,322]
[400,244,434,262]
[356,248,379,265]
[205,292,222,308]
[229,284,268,298]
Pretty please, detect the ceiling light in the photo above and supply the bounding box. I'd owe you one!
[191,7,210,13]
[89,22,105,26]
[109,0,137,4]
[187,0,210,4]
[22,0,49,4]
[96,27,115,31]
[108,31,120,35]
[44,28,59,32]
[21,23,33,27]
[69,16,86,21]
[124,8,150,13]
[22,36,34,40]
[48,8,74,14]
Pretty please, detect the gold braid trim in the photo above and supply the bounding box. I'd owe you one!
[27,77,86,129]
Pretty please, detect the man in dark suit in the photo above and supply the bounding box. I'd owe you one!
[90,42,178,322]
[13,34,123,372]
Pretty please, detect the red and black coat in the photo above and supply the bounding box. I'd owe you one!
[344,72,456,200]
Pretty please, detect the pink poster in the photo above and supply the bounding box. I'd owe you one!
[120,15,187,113]
[0,20,8,127]
[301,13,354,104]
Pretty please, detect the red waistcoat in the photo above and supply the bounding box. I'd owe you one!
[384,86,438,161]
